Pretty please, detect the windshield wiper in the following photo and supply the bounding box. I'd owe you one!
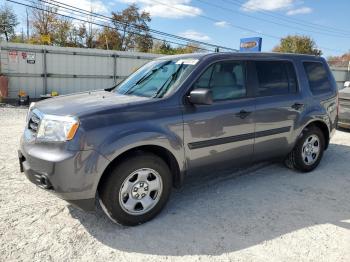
[125,61,172,95]
[104,82,120,92]
[153,62,184,98]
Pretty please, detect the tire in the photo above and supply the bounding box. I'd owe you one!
[99,152,172,226]
[285,126,325,172]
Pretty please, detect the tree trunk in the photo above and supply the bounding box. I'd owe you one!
[4,30,8,42]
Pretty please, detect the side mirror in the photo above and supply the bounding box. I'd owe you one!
[188,88,213,105]
[344,81,350,89]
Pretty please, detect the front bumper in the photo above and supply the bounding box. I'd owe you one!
[338,103,350,129]
[19,139,110,211]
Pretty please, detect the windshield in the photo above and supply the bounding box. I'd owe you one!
[115,58,199,98]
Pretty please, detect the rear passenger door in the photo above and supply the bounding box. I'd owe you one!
[252,60,304,162]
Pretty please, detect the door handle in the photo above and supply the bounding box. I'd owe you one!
[291,102,304,110]
[236,110,251,119]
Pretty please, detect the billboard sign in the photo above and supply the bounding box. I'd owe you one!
[240,37,262,52]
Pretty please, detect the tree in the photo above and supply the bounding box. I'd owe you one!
[96,26,121,50]
[151,40,177,55]
[31,1,59,44]
[30,1,74,46]
[176,43,202,54]
[75,23,99,48]
[135,32,153,52]
[111,4,152,52]
[328,51,350,67]
[273,35,322,56]
[152,40,202,55]
[55,19,73,46]
[0,4,19,42]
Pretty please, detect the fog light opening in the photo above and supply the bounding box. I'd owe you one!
[39,175,53,190]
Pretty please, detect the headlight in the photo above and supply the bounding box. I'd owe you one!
[26,102,36,122]
[37,115,79,142]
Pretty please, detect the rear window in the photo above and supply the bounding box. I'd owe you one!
[255,61,298,96]
[303,62,331,95]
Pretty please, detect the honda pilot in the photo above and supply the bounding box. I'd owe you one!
[19,53,338,226]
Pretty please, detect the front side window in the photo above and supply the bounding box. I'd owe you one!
[303,62,331,95]
[255,61,298,96]
[193,61,247,101]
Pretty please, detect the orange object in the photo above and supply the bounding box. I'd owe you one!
[66,122,80,140]
[18,90,27,97]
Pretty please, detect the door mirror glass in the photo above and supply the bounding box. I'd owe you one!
[188,88,213,105]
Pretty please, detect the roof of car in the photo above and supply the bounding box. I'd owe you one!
[157,52,324,61]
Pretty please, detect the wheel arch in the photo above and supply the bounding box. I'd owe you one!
[97,145,184,196]
[302,120,330,149]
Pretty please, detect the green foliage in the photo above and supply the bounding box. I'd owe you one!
[152,40,202,55]
[95,27,121,50]
[7,1,201,54]
[0,4,19,41]
[273,35,322,56]
[111,4,152,52]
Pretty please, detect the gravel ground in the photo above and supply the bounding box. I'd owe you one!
[0,107,350,262]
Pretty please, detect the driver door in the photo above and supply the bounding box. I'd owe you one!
[182,60,256,175]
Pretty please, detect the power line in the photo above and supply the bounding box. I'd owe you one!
[46,0,349,54]
[150,0,347,54]
[7,0,347,54]
[194,0,350,39]
[224,0,350,36]
[6,0,214,52]
[151,0,280,40]
[37,0,238,51]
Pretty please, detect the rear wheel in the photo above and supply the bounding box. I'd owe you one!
[285,126,325,172]
[99,153,172,226]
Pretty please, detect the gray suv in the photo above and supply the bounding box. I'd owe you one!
[19,53,338,226]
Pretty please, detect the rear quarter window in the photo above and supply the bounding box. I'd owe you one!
[303,62,332,95]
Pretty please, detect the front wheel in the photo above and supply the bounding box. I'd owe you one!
[285,126,325,172]
[99,153,172,226]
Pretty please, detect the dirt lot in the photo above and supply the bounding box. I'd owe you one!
[0,106,349,262]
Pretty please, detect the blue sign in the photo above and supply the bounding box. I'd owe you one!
[240,37,262,52]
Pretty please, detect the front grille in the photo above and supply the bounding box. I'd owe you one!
[28,111,41,133]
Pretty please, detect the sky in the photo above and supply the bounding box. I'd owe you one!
[8,0,350,57]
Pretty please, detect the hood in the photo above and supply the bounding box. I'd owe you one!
[34,90,150,116]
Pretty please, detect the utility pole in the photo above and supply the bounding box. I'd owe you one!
[26,8,29,40]
[105,34,109,50]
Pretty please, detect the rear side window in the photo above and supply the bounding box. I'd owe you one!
[255,61,298,96]
[303,62,331,95]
